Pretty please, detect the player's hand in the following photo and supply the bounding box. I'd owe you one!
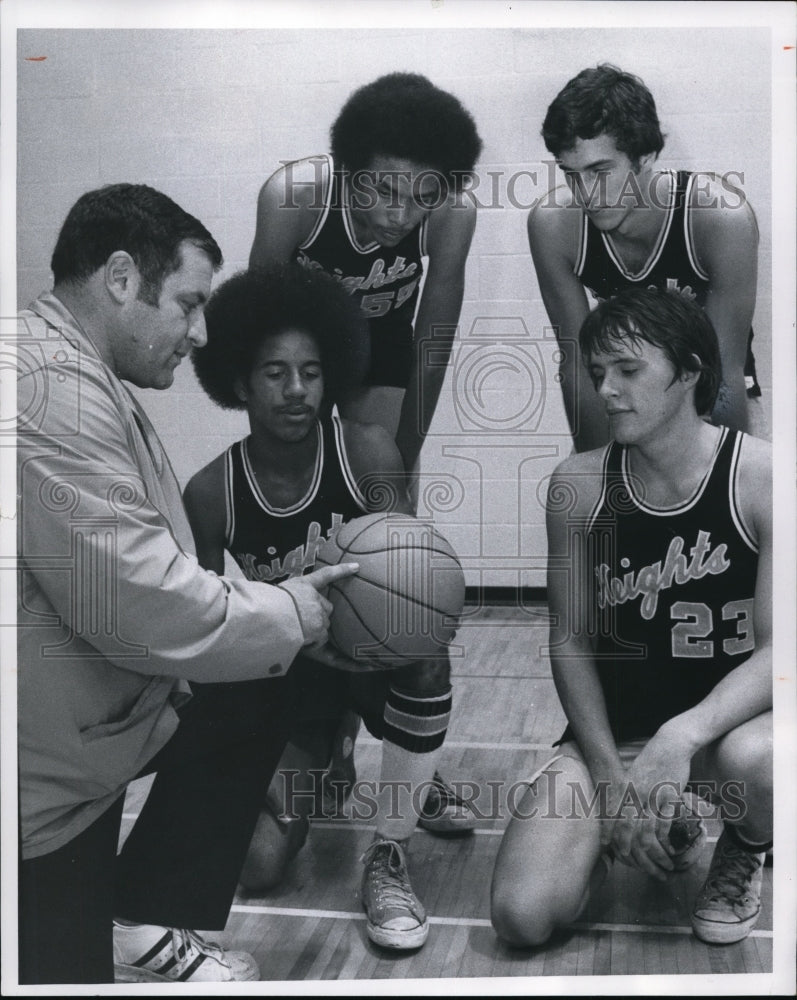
[610,806,675,880]
[279,563,359,647]
[610,733,693,880]
[302,640,391,673]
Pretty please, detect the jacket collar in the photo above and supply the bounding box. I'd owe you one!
[26,290,106,364]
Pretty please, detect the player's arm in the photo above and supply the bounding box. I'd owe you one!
[546,455,625,782]
[528,196,608,453]
[183,455,228,575]
[184,456,364,665]
[394,190,477,477]
[622,437,772,872]
[546,455,678,877]
[690,173,759,433]
[299,418,415,675]
[343,418,415,516]
[655,436,772,751]
[249,157,324,271]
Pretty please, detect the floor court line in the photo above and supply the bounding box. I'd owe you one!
[121,813,721,846]
[358,737,557,751]
[228,904,772,939]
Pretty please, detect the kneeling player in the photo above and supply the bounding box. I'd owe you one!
[184,264,474,951]
[491,288,772,947]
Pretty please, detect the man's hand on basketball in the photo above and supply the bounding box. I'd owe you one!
[279,563,359,647]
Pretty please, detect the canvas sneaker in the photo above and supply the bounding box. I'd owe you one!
[691,828,766,944]
[418,771,478,835]
[360,839,429,950]
[113,922,259,983]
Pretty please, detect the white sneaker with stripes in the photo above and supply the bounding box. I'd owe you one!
[113,922,259,983]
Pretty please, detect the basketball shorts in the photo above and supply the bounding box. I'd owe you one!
[286,654,392,740]
[365,333,413,389]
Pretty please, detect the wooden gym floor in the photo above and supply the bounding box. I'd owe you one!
[121,603,774,987]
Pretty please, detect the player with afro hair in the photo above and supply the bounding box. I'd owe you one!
[249,72,483,480]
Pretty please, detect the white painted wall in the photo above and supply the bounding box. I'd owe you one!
[16,26,773,587]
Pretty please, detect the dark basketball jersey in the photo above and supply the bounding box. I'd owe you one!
[580,428,759,742]
[293,154,428,389]
[224,413,368,584]
[576,170,760,397]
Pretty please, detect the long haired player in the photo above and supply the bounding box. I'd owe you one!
[491,287,772,948]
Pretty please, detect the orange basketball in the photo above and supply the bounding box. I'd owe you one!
[315,512,466,667]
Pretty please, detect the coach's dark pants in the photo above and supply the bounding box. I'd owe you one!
[19,677,291,985]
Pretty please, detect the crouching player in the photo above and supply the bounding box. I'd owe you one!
[184,264,471,951]
[491,288,772,947]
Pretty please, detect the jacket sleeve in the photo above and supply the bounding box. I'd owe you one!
[17,355,305,682]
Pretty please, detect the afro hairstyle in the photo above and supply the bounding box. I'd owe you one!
[192,262,369,411]
[330,72,482,190]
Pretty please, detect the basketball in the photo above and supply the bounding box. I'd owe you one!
[315,512,466,667]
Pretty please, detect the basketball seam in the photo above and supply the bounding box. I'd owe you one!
[328,573,464,617]
[339,543,460,561]
[315,550,341,569]
[328,584,406,660]
[338,513,397,551]
[315,514,465,666]
[335,514,460,564]
[315,529,460,567]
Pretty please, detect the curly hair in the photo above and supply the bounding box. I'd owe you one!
[51,183,222,306]
[578,287,722,416]
[542,64,665,168]
[192,263,369,411]
[330,73,482,191]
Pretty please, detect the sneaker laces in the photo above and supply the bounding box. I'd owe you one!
[361,841,418,911]
[169,928,226,970]
[702,843,762,902]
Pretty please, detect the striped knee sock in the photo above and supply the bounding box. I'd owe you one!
[375,685,452,843]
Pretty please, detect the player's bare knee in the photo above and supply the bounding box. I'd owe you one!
[711,713,773,789]
[239,811,309,893]
[490,890,558,948]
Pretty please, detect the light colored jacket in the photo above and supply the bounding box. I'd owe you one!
[17,293,305,859]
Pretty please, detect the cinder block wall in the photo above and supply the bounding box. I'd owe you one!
[17,27,773,588]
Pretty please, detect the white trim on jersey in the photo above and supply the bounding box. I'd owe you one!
[585,442,614,536]
[621,426,727,517]
[683,173,711,282]
[224,447,236,548]
[728,432,759,553]
[318,159,432,261]
[341,172,381,254]
[601,169,677,282]
[297,154,333,252]
[418,213,429,259]
[241,424,324,517]
[574,212,589,277]
[330,412,370,513]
